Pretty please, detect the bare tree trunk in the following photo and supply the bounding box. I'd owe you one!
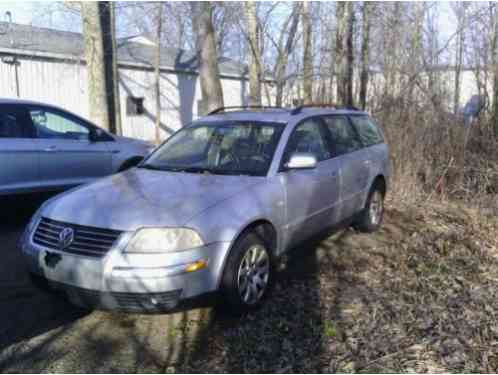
[82,2,115,132]
[302,1,313,104]
[274,3,300,107]
[110,2,121,135]
[154,4,163,144]
[453,3,466,114]
[492,4,498,137]
[245,1,262,106]
[335,2,347,105]
[403,2,424,113]
[345,2,355,106]
[191,2,224,115]
[359,3,370,110]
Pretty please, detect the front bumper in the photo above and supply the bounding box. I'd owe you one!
[21,229,231,312]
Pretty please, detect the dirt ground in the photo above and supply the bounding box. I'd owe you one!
[1,194,498,373]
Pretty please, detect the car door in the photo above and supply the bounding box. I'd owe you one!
[322,115,370,219]
[28,106,113,189]
[280,117,341,247]
[0,104,39,195]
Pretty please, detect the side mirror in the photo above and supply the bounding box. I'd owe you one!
[285,152,317,170]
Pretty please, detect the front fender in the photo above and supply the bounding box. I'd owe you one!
[184,176,285,286]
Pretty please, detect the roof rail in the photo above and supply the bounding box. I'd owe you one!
[208,105,287,115]
[291,103,360,115]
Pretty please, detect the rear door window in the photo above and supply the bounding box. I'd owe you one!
[349,115,384,147]
[321,115,362,157]
[0,105,33,138]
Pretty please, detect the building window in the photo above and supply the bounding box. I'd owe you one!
[126,96,145,116]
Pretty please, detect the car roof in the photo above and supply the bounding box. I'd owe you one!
[195,107,369,125]
[0,97,67,109]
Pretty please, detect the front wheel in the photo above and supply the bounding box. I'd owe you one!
[220,232,272,314]
[354,185,385,233]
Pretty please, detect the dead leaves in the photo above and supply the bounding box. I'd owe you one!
[183,201,498,373]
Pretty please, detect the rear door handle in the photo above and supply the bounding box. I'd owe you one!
[364,160,371,165]
[43,146,57,152]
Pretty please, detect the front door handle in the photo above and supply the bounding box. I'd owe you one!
[43,146,57,152]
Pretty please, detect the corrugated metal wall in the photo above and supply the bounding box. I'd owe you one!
[0,55,249,142]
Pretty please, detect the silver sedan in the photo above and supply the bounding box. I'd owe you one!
[0,98,154,195]
[21,106,390,313]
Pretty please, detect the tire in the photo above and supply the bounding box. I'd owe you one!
[220,231,273,314]
[354,183,385,233]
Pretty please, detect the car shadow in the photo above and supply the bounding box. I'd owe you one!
[0,193,89,369]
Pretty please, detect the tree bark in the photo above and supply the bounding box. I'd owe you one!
[81,2,116,133]
[491,3,498,137]
[244,1,262,106]
[191,2,224,115]
[274,3,300,107]
[335,2,347,105]
[302,1,313,104]
[110,2,121,135]
[345,2,355,106]
[154,4,163,144]
[359,3,370,110]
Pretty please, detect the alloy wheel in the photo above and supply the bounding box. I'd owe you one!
[237,244,270,305]
[369,190,384,226]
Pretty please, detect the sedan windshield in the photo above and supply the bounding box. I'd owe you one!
[141,122,285,176]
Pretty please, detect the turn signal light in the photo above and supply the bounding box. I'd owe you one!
[185,260,207,273]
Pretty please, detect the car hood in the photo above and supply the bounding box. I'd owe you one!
[42,168,264,231]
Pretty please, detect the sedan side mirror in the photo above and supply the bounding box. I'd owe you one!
[285,152,318,170]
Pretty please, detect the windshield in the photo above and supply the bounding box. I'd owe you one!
[141,122,285,176]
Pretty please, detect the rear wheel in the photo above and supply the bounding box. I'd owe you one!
[220,232,272,314]
[354,184,385,233]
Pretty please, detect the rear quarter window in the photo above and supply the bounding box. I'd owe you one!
[350,116,384,147]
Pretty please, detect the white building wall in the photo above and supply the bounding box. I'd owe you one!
[0,55,249,142]
[0,57,89,116]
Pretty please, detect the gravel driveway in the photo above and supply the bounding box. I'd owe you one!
[2,195,498,372]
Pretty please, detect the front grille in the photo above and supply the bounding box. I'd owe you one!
[112,290,182,310]
[62,284,182,312]
[33,217,122,258]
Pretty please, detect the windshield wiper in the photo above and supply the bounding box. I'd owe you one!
[177,166,213,174]
[138,163,166,171]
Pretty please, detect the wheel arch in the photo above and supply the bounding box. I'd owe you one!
[372,174,387,196]
[216,218,279,289]
[231,219,278,256]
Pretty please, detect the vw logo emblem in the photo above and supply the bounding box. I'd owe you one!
[58,227,74,250]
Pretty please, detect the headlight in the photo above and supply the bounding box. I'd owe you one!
[124,228,204,253]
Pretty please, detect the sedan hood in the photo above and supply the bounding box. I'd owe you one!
[114,135,153,148]
[42,168,263,231]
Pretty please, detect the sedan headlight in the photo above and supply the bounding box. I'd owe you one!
[124,228,204,253]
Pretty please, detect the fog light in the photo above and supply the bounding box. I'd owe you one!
[185,260,207,273]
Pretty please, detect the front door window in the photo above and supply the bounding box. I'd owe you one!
[30,109,89,141]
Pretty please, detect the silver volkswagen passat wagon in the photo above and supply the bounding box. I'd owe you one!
[21,105,390,313]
